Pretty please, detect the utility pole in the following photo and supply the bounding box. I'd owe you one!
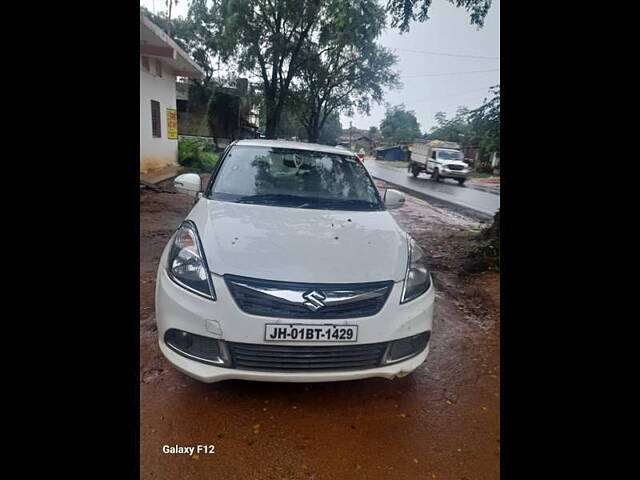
[167,1,172,36]
[349,121,352,152]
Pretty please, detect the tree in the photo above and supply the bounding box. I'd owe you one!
[293,0,400,143]
[386,0,493,32]
[434,111,448,128]
[468,85,500,159]
[427,107,471,144]
[166,0,179,36]
[368,126,381,141]
[212,0,325,139]
[426,86,500,169]
[380,104,421,144]
[317,113,342,145]
[274,104,309,139]
[256,96,341,144]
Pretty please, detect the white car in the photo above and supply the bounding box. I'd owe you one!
[155,139,434,383]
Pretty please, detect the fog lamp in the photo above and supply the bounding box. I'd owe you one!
[384,332,431,364]
[164,329,230,366]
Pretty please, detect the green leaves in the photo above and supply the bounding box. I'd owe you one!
[294,0,400,142]
[380,104,422,145]
[178,138,219,172]
[468,85,500,157]
[426,85,500,161]
[386,0,492,33]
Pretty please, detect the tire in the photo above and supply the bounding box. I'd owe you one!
[457,178,466,185]
[411,163,421,178]
[432,169,440,182]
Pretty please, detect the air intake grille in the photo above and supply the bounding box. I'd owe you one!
[224,275,394,319]
[447,164,464,170]
[228,342,387,371]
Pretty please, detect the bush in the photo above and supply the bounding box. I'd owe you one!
[463,210,500,273]
[178,138,219,172]
[178,138,201,166]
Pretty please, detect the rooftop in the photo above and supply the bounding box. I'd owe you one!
[375,145,405,151]
[140,15,205,78]
[234,139,356,156]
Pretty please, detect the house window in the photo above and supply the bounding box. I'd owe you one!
[141,56,150,71]
[155,59,162,77]
[151,100,161,138]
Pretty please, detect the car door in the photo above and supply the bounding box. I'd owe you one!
[427,150,438,172]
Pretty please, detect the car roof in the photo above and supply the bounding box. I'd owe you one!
[233,139,356,157]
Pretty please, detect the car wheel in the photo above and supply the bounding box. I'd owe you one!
[432,169,440,182]
[411,164,420,178]
[457,178,466,185]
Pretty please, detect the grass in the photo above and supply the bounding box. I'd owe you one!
[195,151,219,172]
[468,171,496,179]
[178,138,220,173]
[383,161,410,169]
[462,212,500,273]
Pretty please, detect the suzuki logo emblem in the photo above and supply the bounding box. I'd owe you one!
[302,290,327,311]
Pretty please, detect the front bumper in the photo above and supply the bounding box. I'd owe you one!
[155,264,434,383]
[441,170,468,178]
[158,338,430,383]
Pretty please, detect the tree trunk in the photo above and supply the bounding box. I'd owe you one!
[307,129,320,143]
[305,112,321,143]
[264,94,285,139]
[265,110,279,139]
[167,0,173,36]
[306,118,320,143]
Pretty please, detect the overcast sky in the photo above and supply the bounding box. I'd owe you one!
[141,0,500,133]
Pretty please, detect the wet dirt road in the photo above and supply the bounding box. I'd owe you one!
[140,177,500,480]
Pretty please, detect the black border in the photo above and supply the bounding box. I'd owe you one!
[14,3,141,477]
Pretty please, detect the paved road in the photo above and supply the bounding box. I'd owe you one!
[365,160,500,218]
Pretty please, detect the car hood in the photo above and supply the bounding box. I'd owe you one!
[190,200,408,284]
[442,160,468,167]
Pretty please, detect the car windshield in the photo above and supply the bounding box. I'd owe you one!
[437,150,463,160]
[209,146,383,210]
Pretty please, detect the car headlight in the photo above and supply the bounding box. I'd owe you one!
[401,236,431,303]
[167,221,216,300]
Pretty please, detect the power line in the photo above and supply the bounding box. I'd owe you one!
[412,85,497,104]
[403,69,499,79]
[394,48,500,60]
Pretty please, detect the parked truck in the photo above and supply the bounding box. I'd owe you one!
[408,139,470,185]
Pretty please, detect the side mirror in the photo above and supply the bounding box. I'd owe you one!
[174,173,202,197]
[384,189,405,208]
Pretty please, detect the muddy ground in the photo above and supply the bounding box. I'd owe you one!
[140,176,500,480]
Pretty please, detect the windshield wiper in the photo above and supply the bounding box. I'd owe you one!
[235,194,314,206]
[234,194,379,210]
[308,199,380,210]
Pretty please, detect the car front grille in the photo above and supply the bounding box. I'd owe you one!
[224,275,394,319]
[447,164,464,170]
[228,342,388,371]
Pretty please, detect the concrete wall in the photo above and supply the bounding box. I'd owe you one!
[140,56,178,173]
[177,110,211,137]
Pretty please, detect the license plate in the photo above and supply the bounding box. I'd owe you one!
[264,324,358,342]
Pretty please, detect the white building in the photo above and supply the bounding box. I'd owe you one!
[140,15,204,174]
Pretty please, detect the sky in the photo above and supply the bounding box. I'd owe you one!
[140,0,500,133]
